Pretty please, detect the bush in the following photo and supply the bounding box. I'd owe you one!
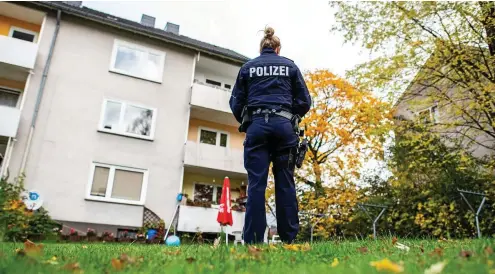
[0,175,58,241]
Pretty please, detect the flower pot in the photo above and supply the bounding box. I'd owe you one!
[87,236,98,242]
[69,235,80,242]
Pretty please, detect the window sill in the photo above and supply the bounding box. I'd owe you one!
[85,196,144,206]
[109,69,163,84]
[97,128,154,141]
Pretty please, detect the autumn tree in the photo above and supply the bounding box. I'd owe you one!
[295,70,392,238]
[331,1,495,155]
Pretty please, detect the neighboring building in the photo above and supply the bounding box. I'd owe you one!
[394,52,495,159]
[0,1,251,235]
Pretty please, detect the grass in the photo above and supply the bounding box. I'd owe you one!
[0,238,494,273]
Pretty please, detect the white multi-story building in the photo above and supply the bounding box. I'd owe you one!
[0,1,251,236]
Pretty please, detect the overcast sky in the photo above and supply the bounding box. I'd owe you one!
[82,0,371,76]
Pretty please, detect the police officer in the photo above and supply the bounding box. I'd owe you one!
[229,27,311,244]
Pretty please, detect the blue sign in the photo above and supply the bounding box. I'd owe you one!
[29,192,39,201]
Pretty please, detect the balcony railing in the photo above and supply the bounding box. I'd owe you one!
[0,35,38,69]
[191,80,231,113]
[184,141,246,175]
[177,205,245,233]
[0,106,21,137]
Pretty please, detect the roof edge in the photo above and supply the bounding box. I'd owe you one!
[23,1,250,65]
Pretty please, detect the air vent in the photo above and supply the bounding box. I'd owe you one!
[141,14,156,28]
[164,22,180,35]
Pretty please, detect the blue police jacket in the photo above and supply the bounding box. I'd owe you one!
[229,47,312,124]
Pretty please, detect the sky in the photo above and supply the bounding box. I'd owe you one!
[82,0,372,76]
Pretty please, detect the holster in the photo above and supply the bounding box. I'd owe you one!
[295,138,308,168]
[238,106,252,133]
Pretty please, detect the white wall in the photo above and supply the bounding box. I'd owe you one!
[8,16,194,228]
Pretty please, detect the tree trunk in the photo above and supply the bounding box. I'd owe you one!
[480,1,495,56]
[312,162,325,197]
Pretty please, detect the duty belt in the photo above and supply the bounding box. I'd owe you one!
[252,108,294,120]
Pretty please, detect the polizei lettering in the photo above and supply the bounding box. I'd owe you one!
[249,66,290,77]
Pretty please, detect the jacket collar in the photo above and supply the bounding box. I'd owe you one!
[261,47,276,55]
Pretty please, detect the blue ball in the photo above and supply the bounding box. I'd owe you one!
[165,235,180,246]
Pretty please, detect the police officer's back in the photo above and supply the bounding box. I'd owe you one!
[229,27,311,244]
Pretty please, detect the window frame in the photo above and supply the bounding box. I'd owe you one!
[192,182,222,205]
[109,39,166,83]
[98,98,158,141]
[0,87,22,108]
[8,26,39,43]
[197,126,230,148]
[415,105,439,124]
[86,162,149,206]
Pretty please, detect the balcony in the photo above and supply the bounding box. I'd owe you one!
[0,106,21,137]
[184,141,246,176]
[0,35,38,70]
[190,81,238,127]
[177,205,245,233]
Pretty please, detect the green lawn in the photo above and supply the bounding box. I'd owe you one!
[0,238,494,273]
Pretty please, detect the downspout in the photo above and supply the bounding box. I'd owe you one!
[19,10,62,175]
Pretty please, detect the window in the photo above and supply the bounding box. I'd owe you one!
[0,89,20,107]
[198,128,228,147]
[8,27,38,43]
[87,163,148,205]
[206,79,221,87]
[109,39,166,83]
[193,183,222,204]
[224,84,232,89]
[416,105,439,124]
[98,99,157,140]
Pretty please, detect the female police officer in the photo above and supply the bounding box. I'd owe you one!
[229,27,311,244]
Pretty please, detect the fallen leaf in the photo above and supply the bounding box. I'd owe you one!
[484,247,493,256]
[430,247,444,257]
[111,258,124,271]
[358,246,368,254]
[420,244,424,254]
[43,256,59,265]
[230,247,236,254]
[370,258,404,273]
[283,244,300,251]
[301,243,311,251]
[248,246,263,256]
[82,245,88,249]
[459,250,473,258]
[331,258,339,267]
[164,249,181,256]
[186,257,196,264]
[24,240,43,257]
[424,260,448,274]
[268,244,277,251]
[63,262,83,273]
[392,237,398,245]
[395,243,410,252]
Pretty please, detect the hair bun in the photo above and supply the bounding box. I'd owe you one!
[264,27,275,38]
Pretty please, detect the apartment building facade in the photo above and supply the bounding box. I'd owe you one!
[0,1,250,235]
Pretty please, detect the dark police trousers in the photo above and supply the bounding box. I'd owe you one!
[243,114,299,244]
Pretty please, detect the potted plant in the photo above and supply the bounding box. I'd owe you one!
[102,231,115,242]
[152,220,166,244]
[136,227,146,244]
[69,228,80,242]
[86,228,97,242]
[119,230,132,243]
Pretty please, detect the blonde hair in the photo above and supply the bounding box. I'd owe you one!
[259,26,281,53]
